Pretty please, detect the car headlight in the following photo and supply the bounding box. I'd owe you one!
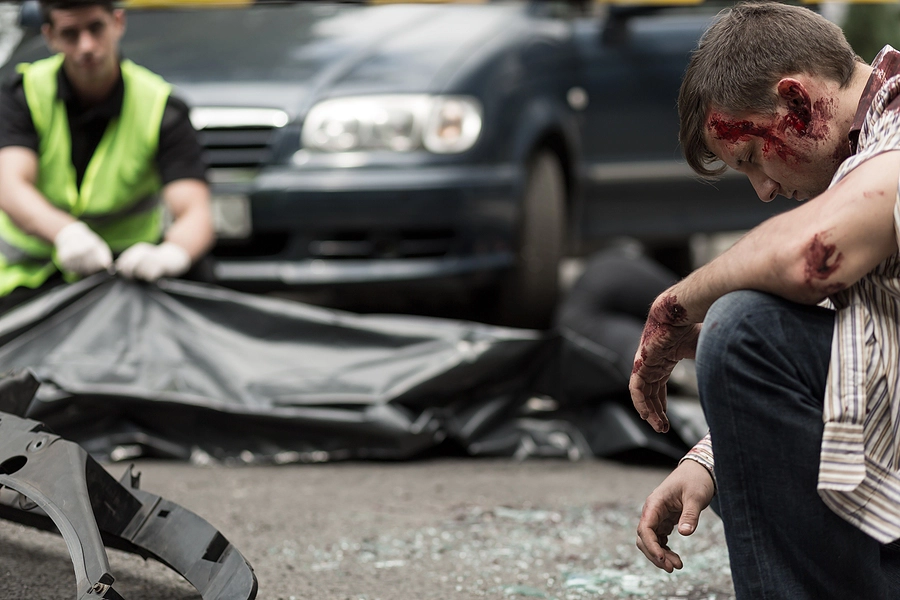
[301,95,482,154]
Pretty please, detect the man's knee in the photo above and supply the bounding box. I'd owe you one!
[694,290,802,408]
[695,290,832,414]
[697,290,781,360]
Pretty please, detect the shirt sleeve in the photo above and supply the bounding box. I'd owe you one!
[679,431,717,491]
[0,73,39,152]
[156,94,208,185]
[886,92,900,116]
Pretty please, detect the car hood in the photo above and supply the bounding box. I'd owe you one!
[126,2,521,118]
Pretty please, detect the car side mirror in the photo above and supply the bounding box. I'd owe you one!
[18,0,42,31]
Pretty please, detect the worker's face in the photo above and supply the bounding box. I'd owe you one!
[703,80,851,203]
[43,6,125,90]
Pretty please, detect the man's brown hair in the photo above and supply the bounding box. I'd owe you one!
[39,0,115,26]
[679,1,862,177]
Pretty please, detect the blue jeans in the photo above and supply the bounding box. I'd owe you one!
[696,291,900,600]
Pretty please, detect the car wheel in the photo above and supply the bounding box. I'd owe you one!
[491,150,565,329]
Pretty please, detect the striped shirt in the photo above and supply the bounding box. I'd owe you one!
[684,46,900,543]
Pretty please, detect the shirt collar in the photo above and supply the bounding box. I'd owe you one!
[55,59,125,122]
[849,45,900,154]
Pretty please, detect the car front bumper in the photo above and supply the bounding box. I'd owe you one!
[211,162,523,286]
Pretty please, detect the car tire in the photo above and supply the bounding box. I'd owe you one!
[490,150,565,329]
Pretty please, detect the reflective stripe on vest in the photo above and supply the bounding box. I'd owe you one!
[0,56,170,295]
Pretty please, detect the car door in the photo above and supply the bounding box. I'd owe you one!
[574,6,707,166]
[569,5,770,255]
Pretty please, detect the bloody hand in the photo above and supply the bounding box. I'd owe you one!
[629,294,701,433]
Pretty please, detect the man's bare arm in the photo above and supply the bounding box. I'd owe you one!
[0,146,77,241]
[160,178,214,261]
[661,150,900,324]
[632,150,900,432]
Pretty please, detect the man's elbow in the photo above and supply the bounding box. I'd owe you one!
[778,233,849,304]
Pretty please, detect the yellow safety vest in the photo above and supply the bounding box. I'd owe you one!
[0,54,171,295]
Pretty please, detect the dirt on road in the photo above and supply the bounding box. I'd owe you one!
[0,458,734,600]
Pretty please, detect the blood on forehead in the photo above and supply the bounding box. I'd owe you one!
[707,113,800,162]
[706,96,833,165]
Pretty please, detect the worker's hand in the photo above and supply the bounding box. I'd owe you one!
[630,294,701,433]
[54,221,113,275]
[636,459,715,573]
[115,241,191,282]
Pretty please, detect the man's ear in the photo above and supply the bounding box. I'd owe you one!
[776,78,812,112]
[114,8,126,35]
[41,23,56,52]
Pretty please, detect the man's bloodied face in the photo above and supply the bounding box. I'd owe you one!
[703,80,852,203]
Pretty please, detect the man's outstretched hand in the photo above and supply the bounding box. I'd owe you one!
[637,459,715,572]
[629,294,701,433]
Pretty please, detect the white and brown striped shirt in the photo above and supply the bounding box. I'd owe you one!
[685,46,900,543]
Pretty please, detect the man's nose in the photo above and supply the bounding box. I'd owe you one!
[749,173,779,203]
[77,30,97,54]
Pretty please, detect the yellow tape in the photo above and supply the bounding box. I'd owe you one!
[597,0,703,4]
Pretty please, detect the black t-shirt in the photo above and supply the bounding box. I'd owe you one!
[0,65,207,188]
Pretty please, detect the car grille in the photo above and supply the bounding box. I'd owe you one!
[308,229,455,260]
[199,127,275,169]
[191,107,288,170]
[212,232,291,258]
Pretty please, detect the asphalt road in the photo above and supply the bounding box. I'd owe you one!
[0,458,735,600]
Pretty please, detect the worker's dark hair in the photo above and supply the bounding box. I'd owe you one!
[679,1,862,177]
[39,0,116,26]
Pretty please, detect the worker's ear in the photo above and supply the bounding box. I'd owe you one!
[113,8,126,37]
[41,22,56,52]
[776,78,813,123]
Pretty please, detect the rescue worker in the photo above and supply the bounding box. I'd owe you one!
[0,0,213,312]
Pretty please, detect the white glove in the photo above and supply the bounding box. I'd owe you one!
[115,242,191,282]
[54,221,113,275]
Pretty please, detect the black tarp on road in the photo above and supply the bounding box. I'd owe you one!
[0,275,697,464]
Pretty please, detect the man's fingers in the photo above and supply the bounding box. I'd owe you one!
[677,495,705,536]
[631,375,660,425]
[633,389,667,433]
[630,364,671,433]
[635,532,667,570]
[629,341,681,433]
[630,379,649,418]
[644,382,668,433]
[636,499,676,571]
[635,534,683,573]
[664,549,684,571]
